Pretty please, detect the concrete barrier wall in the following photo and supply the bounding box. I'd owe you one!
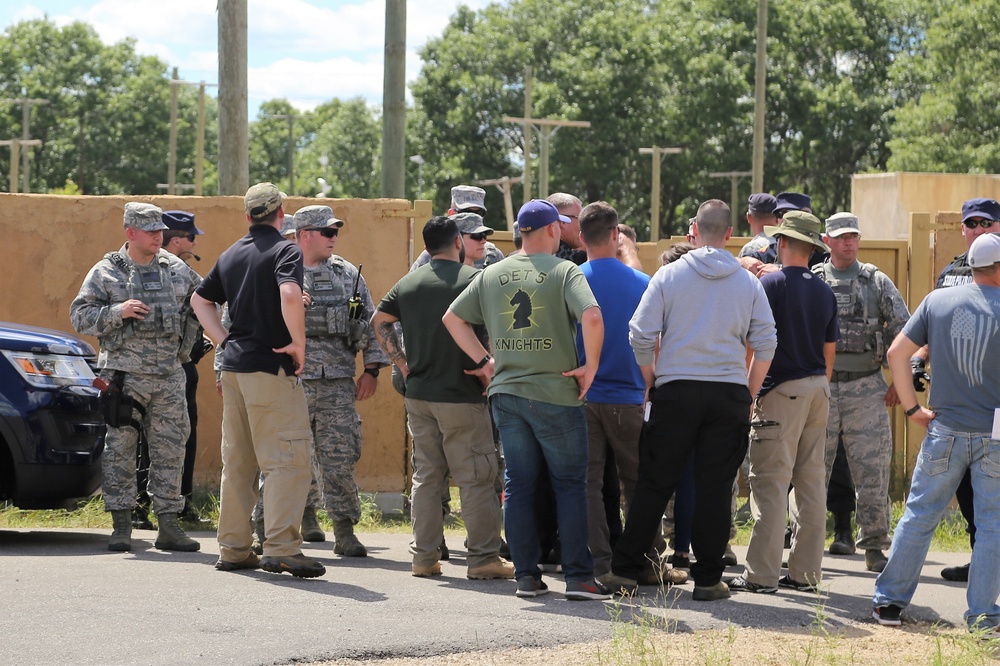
[0,192,419,495]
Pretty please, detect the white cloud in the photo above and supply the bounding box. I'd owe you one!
[3,0,497,110]
[249,56,385,112]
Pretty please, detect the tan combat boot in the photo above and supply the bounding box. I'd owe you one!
[109,509,132,552]
[154,512,201,552]
[333,519,367,557]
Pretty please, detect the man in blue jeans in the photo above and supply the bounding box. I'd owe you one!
[873,232,1000,632]
[443,199,607,600]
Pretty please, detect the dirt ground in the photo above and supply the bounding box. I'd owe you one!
[312,624,998,665]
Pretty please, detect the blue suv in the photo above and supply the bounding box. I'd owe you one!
[0,321,105,509]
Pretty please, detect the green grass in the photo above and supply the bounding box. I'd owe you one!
[0,491,975,556]
[729,501,972,554]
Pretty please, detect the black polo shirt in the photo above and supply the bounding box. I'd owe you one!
[196,223,304,375]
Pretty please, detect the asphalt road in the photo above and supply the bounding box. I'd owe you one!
[0,528,975,665]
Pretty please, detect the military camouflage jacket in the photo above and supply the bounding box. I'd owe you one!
[70,243,201,375]
[301,255,389,381]
[812,259,910,373]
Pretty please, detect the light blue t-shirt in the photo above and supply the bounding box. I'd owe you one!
[577,258,649,404]
[903,284,1000,432]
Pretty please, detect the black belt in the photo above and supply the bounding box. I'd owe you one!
[831,369,880,383]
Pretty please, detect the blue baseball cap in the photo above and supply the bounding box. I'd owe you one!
[961,198,1000,223]
[773,191,812,215]
[516,199,570,232]
[162,210,203,235]
[747,193,777,215]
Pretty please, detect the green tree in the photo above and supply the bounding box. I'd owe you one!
[0,18,216,194]
[885,0,1000,172]
[410,0,919,235]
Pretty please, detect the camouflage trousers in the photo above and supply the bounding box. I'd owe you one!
[305,377,363,523]
[825,372,892,550]
[101,367,188,514]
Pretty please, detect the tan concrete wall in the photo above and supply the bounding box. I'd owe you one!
[0,192,421,494]
[852,172,1000,240]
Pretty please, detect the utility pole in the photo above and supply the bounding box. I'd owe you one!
[0,139,42,193]
[477,175,524,230]
[503,116,590,199]
[521,66,533,204]
[639,146,683,242]
[168,68,179,195]
[709,170,753,230]
[267,113,298,195]
[0,97,49,192]
[167,76,217,195]
[218,0,248,195]
[381,0,406,198]
[752,0,768,193]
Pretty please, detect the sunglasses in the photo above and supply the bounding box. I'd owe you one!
[310,228,339,238]
[468,232,489,241]
[184,233,196,242]
[963,218,997,229]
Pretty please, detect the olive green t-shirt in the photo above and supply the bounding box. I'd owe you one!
[449,253,599,407]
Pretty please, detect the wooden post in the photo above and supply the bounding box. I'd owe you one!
[522,66,533,204]
[381,0,407,198]
[477,175,524,230]
[195,83,206,195]
[504,116,590,202]
[709,171,753,231]
[168,67,179,195]
[218,0,249,195]
[639,146,683,241]
[752,0,768,193]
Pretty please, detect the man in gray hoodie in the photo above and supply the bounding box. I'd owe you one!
[598,199,777,601]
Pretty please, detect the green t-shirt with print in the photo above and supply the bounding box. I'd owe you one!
[449,253,599,407]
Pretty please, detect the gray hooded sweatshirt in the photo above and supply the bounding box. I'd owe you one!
[629,246,777,387]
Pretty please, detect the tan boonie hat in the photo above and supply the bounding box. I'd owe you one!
[123,202,168,231]
[293,205,345,231]
[765,210,830,252]
[451,185,487,212]
[825,212,860,238]
[244,182,283,220]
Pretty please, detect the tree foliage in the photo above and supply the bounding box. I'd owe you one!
[886,0,1000,172]
[0,18,217,195]
[411,0,922,235]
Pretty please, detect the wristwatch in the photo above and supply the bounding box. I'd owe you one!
[473,353,492,369]
[904,404,921,416]
[363,367,380,378]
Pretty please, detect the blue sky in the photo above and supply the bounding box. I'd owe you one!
[2,0,493,116]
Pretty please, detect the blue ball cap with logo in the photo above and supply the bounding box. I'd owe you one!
[516,199,571,232]
[162,210,203,235]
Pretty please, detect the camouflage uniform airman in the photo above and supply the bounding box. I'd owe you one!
[293,207,389,555]
[70,202,202,552]
[813,214,909,568]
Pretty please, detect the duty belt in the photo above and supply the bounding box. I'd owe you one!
[830,369,880,383]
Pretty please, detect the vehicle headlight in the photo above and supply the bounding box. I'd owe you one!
[2,350,97,388]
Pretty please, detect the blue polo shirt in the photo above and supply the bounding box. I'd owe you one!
[577,257,649,404]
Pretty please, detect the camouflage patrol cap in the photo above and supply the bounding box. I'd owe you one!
[451,212,492,235]
[123,202,168,231]
[244,182,283,220]
[293,204,345,230]
[280,214,296,237]
[451,185,487,212]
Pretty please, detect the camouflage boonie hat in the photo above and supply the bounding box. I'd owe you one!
[123,202,168,231]
[244,182,283,220]
[293,205,345,230]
